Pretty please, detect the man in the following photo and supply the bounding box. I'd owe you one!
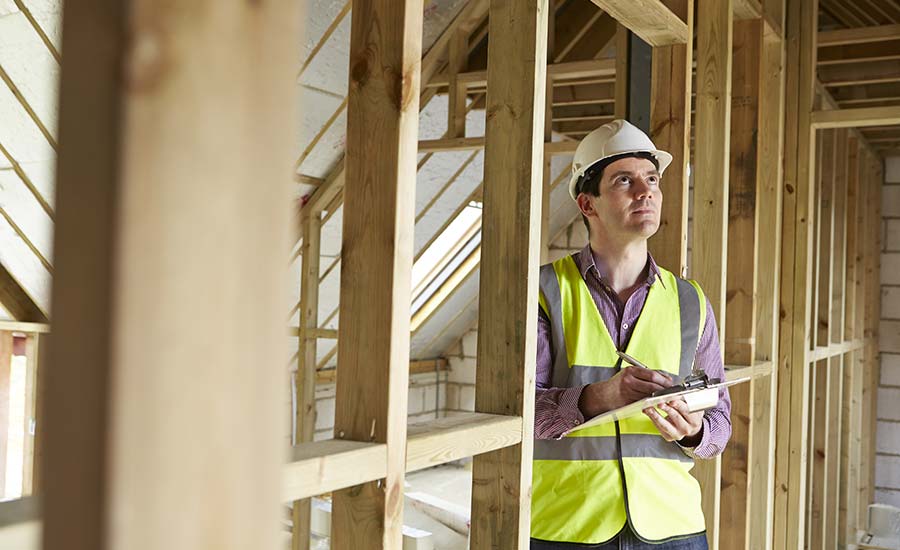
[531,120,731,549]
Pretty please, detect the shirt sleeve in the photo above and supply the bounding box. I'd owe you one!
[534,306,586,440]
[678,297,732,459]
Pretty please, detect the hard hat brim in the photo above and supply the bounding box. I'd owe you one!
[567,149,674,201]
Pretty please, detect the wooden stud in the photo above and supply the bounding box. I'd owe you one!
[649,0,693,276]
[292,210,322,550]
[692,1,733,547]
[587,0,689,46]
[839,138,862,545]
[773,0,818,547]
[330,0,423,547]
[809,128,835,550]
[469,0,548,547]
[21,332,45,496]
[0,331,11,498]
[541,2,556,264]
[825,128,849,550]
[859,152,882,526]
[614,24,629,120]
[301,0,491,218]
[720,19,761,550]
[749,19,786,550]
[43,1,297,549]
[448,29,468,139]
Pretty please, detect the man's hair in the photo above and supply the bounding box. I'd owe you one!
[576,151,660,234]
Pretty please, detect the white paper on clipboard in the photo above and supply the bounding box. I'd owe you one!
[562,375,749,437]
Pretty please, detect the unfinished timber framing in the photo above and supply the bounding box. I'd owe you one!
[469,0,547,548]
[692,1,733,548]
[41,2,298,550]
[774,0,817,549]
[2,1,895,550]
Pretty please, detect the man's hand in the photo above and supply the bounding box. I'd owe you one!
[579,366,674,418]
[643,398,704,446]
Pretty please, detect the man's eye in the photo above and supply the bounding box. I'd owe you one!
[617,177,631,185]
[648,177,660,186]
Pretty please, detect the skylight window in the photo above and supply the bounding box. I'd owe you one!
[410,202,483,317]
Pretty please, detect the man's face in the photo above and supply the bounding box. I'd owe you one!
[578,156,662,240]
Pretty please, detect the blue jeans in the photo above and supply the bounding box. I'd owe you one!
[531,525,709,550]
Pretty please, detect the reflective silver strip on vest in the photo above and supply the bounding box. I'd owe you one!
[540,264,572,389]
[534,434,692,463]
[675,278,701,381]
[567,365,616,386]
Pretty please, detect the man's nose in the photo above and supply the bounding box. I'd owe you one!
[634,178,654,199]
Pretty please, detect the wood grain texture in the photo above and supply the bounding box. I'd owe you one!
[839,138,862,545]
[301,0,490,215]
[470,0,548,548]
[407,413,522,472]
[808,129,835,550]
[649,0,692,276]
[331,0,423,548]
[859,153,882,525]
[283,441,388,502]
[588,0,689,46]
[749,22,786,550]
[825,129,848,550]
[44,2,297,550]
[293,211,322,550]
[817,23,900,46]
[774,0,818,547]
[720,19,761,550]
[810,105,900,128]
[692,1,733,547]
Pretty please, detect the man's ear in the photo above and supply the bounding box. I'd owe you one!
[576,193,595,218]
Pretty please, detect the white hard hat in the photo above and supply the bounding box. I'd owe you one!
[567,119,673,200]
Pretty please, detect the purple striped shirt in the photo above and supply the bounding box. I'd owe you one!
[535,245,732,459]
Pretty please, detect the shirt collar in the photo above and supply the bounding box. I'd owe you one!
[575,243,665,290]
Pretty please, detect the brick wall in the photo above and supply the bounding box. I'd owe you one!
[876,156,900,508]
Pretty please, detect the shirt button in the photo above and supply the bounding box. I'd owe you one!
[623,323,629,329]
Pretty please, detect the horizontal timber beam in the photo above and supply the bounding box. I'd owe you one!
[316,358,449,384]
[427,59,616,89]
[811,105,900,128]
[420,137,580,156]
[587,0,688,46]
[0,320,50,333]
[818,24,900,47]
[283,412,523,501]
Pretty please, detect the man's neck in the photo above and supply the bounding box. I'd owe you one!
[589,238,649,298]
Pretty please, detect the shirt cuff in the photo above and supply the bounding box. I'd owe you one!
[677,417,718,459]
[555,385,587,437]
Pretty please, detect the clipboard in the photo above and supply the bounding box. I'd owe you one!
[563,375,749,437]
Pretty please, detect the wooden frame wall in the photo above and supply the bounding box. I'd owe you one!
[0,2,892,550]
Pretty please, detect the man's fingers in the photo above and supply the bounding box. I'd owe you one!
[643,407,679,442]
[627,366,673,387]
[625,379,668,398]
[658,403,691,434]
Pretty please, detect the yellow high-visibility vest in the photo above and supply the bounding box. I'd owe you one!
[532,254,708,544]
